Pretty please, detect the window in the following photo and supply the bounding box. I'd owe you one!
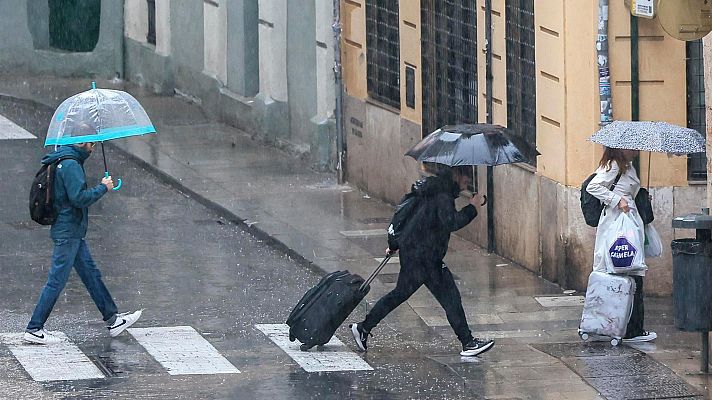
[687,39,707,181]
[365,0,400,109]
[48,0,101,52]
[421,0,478,191]
[147,0,156,45]
[505,0,536,166]
[420,0,478,138]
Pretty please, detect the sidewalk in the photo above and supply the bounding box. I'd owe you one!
[1,76,710,399]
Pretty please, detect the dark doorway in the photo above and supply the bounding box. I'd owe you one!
[49,0,100,52]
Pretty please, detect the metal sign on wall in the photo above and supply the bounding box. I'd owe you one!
[630,0,655,18]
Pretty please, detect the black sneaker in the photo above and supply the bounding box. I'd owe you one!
[460,338,494,357]
[350,323,371,352]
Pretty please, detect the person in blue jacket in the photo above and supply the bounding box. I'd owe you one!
[24,143,142,345]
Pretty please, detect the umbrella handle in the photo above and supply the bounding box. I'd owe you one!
[104,171,122,191]
[480,194,487,207]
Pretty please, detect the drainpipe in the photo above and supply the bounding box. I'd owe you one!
[333,0,345,183]
[597,0,613,127]
[704,32,712,213]
[485,0,495,253]
[630,14,641,173]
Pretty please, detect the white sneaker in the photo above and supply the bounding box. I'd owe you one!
[23,329,62,345]
[623,331,657,343]
[108,309,143,337]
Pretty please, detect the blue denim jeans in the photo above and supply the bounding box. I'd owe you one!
[27,238,118,331]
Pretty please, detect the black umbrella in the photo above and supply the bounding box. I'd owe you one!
[405,124,538,166]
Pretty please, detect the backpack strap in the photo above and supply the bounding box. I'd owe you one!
[610,172,622,191]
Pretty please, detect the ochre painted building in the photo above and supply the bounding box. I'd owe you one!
[341,0,706,295]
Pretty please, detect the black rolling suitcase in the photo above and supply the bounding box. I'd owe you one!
[286,255,391,351]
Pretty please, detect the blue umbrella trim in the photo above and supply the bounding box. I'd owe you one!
[44,125,156,146]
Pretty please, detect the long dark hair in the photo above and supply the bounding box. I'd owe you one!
[598,147,629,174]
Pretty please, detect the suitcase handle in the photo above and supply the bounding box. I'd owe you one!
[359,254,392,292]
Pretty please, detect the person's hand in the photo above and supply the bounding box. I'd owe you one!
[618,198,629,213]
[386,248,398,256]
[102,176,114,191]
[469,193,483,208]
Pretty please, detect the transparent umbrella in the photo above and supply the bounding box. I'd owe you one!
[44,82,156,190]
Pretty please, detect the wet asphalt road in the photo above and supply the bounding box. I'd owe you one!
[0,99,479,399]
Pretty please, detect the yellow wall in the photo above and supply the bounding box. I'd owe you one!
[535,1,688,187]
[607,1,688,187]
[399,0,421,124]
[535,0,568,184]
[477,0,507,126]
[341,0,367,100]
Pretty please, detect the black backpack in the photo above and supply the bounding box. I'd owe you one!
[387,184,421,251]
[580,172,621,227]
[29,157,75,225]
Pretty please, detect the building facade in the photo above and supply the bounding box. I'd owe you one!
[341,0,707,295]
[0,0,706,296]
[123,0,337,170]
[0,0,123,78]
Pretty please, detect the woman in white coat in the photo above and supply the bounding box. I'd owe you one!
[586,146,657,342]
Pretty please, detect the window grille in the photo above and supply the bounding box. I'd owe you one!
[505,0,536,166]
[147,0,156,45]
[420,0,478,138]
[421,0,478,191]
[687,39,707,181]
[365,0,401,109]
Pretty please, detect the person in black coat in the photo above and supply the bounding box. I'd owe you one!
[350,164,494,357]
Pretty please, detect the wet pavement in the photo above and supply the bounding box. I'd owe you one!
[0,76,710,399]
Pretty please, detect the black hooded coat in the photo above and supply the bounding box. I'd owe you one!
[397,173,477,264]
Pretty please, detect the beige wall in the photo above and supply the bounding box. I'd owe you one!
[399,0,421,125]
[607,1,688,187]
[203,1,227,84]
[535,1,689,187]
[124,0,170,56]
[316,0,336,120]
[258,0,288,102]
[124,0,148,44]
[341,0,367,100]
[477,0,507,126]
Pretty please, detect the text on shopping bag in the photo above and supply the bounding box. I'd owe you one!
[609,236,638,268]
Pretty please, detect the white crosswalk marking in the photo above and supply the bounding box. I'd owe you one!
[255,324,373,372]
[0,114,36,139]
[0,332,104,381]
[374,256,400,264]
[128,326,240,375]
[339,229,387,237]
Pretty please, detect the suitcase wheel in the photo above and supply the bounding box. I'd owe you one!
[610,338,620,347]
[300,344,313,351]
[289,334,295,342]
[578,331,589,342]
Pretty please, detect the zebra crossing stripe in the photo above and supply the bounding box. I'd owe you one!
[0,114,36,139]
[255,324,373,372]
[128,326,240,375]
[0,332,104,381]
[339,229,387,237]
